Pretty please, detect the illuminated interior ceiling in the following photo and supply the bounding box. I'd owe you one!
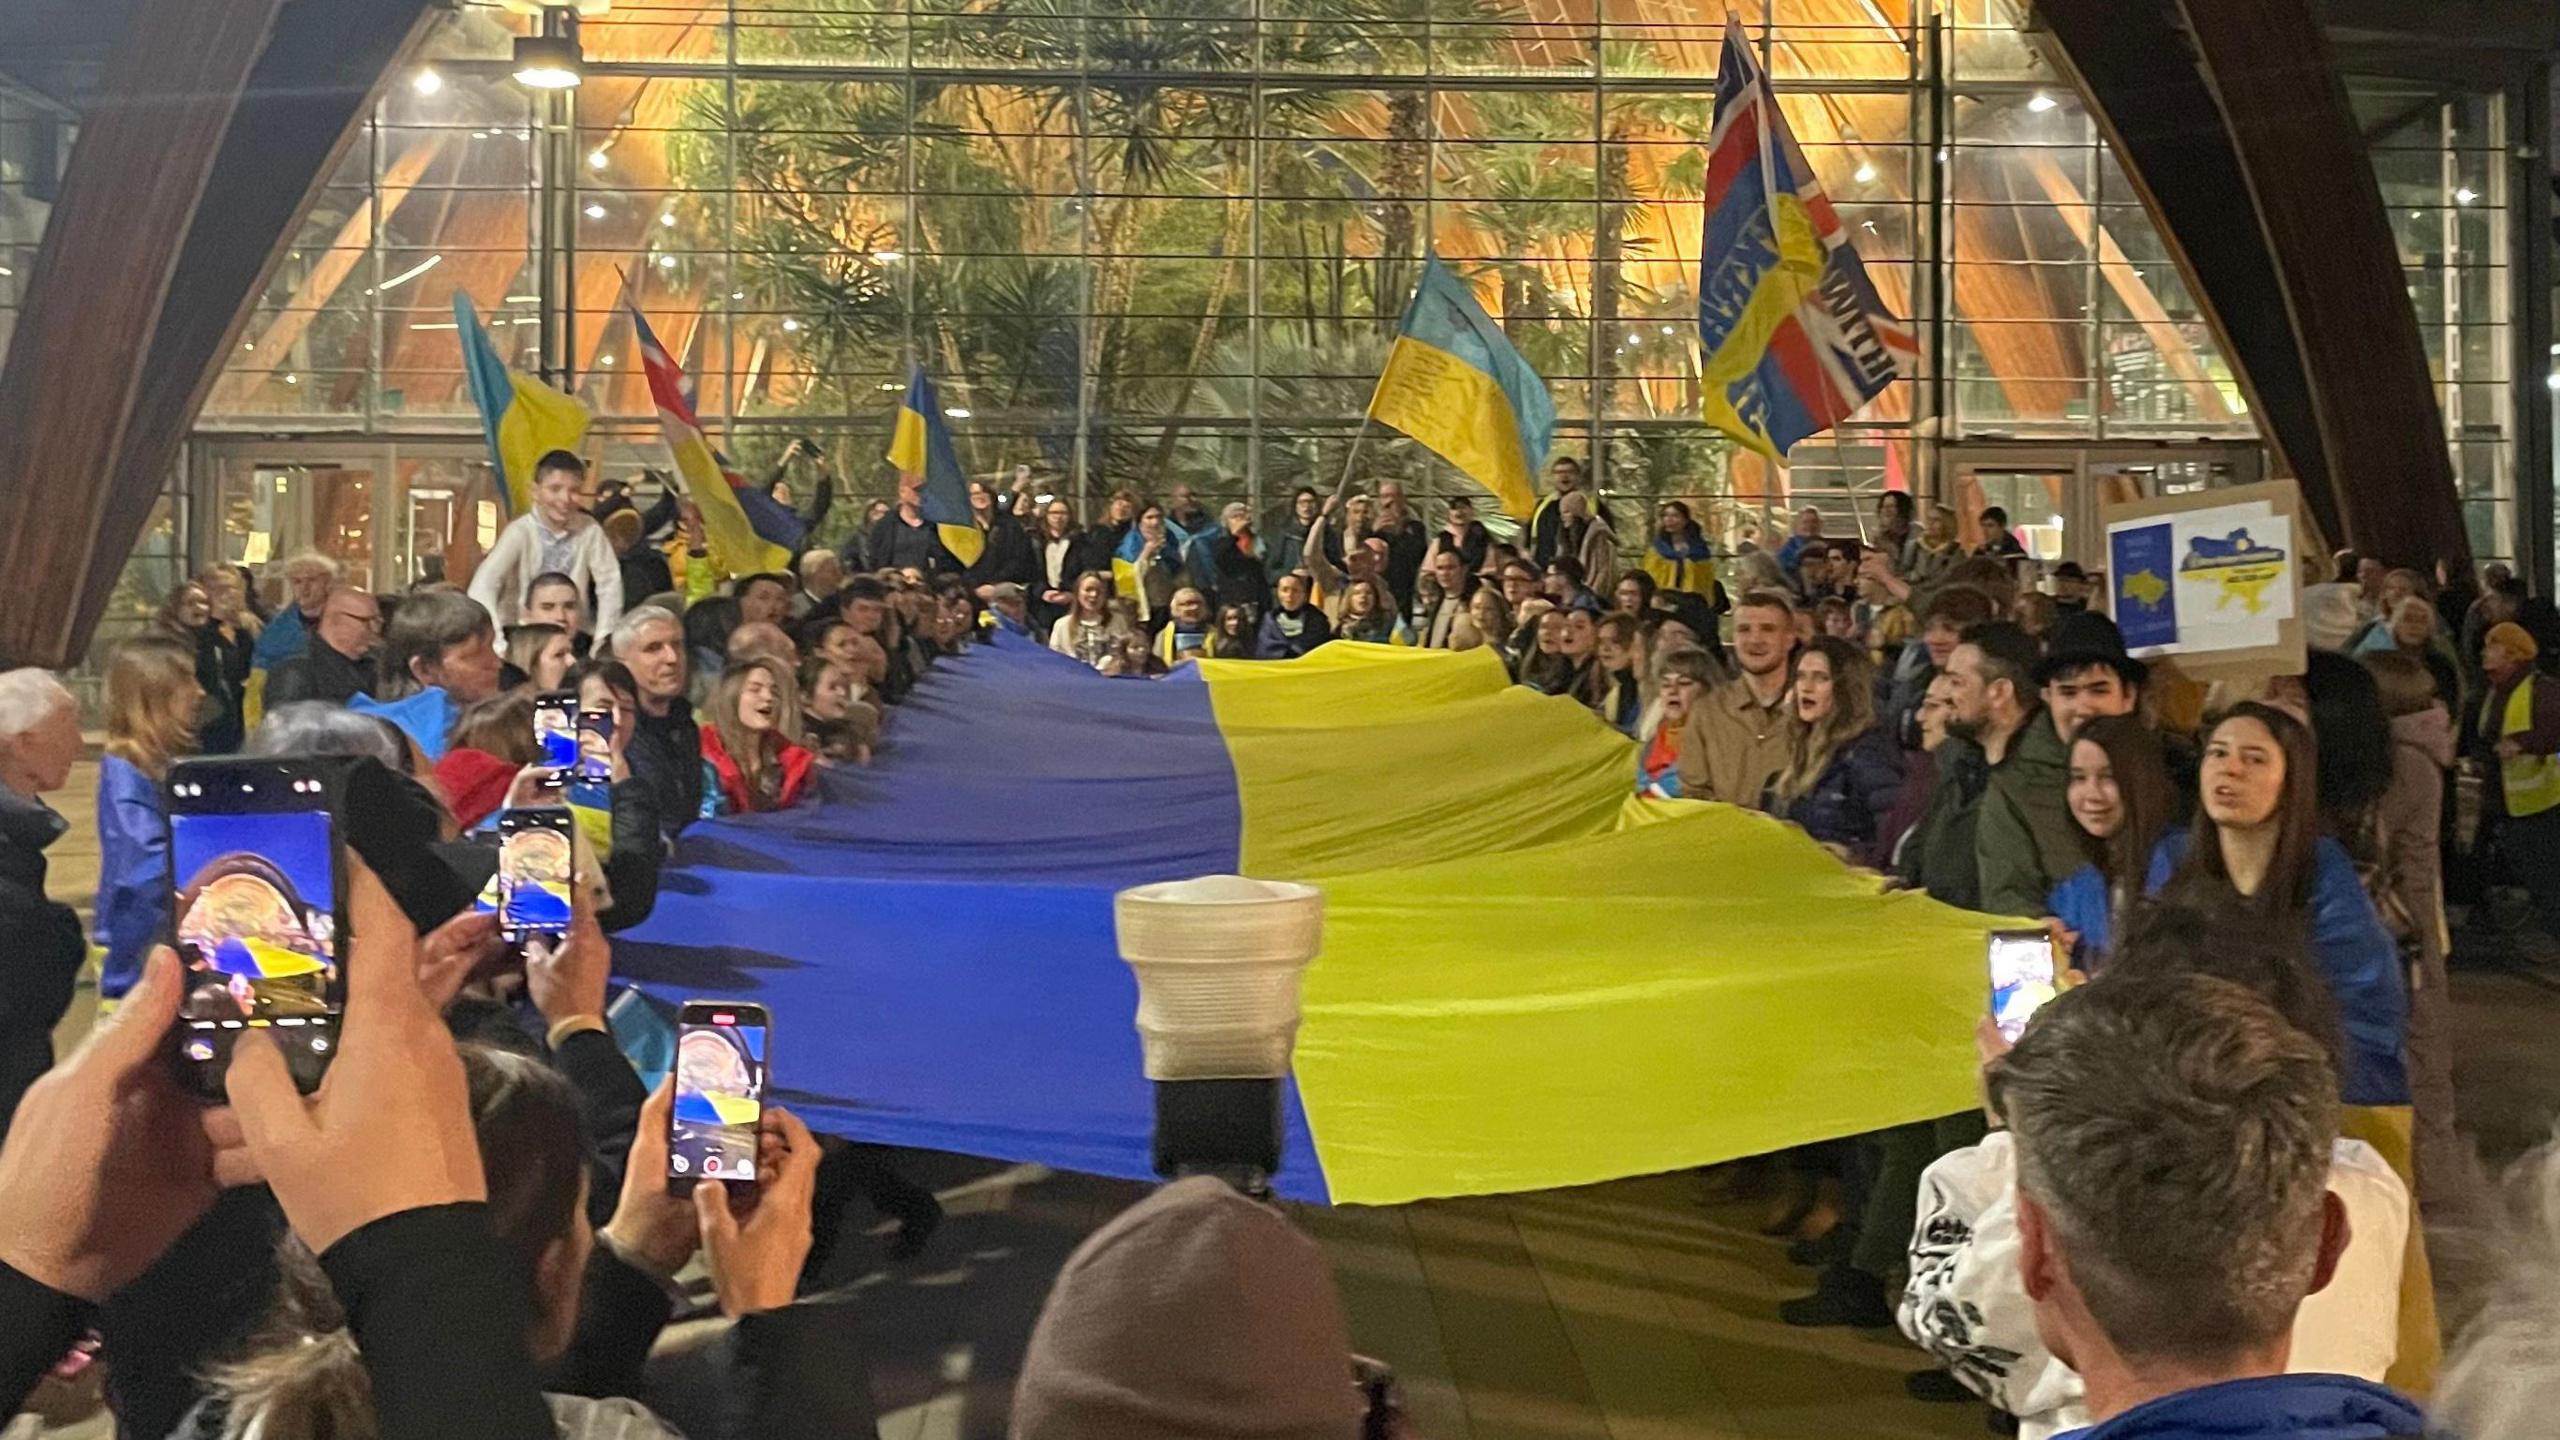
[213,0,2243,446]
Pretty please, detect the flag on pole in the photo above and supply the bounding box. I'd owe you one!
[1364,255,1556,521]
[1697,15,1916,461]
[454,292,590,517]
[886,368,985,567]
[629,304,801,578]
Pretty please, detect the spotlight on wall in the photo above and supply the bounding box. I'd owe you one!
[2026,91,2058,113]
[513,17,584,91]
[411,69,444,97]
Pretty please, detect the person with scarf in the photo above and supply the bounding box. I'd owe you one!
[1152,588,1216,670]
[1256,572,1333,660]
[1638,648,1718,797]
[1639,500,1718,604]
[1113,504,1186,632]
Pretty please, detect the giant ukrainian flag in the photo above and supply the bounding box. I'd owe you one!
[455,293,590,516]
[613,638,2000,1206]
[1367,256,1556,521]
[887,369,985,568]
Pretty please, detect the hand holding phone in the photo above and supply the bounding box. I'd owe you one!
[694,1105,820,1318]
[602,1078,702,1277]
[0,948,222,1302]
[218,859,488,1256]
[1988,929,2060,1044]
[669,1002,768,1202]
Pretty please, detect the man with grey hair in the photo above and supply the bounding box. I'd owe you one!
[1990,975,2421,1440]
[0,669,86,1136]
[249,549,343,678]
[793,548,844,621]
[609,604,701,837]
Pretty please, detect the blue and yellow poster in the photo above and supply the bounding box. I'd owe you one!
[2103,482,2300,664]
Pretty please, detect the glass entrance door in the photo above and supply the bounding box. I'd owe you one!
[1940,444,2267,570]
[194,441,496,598]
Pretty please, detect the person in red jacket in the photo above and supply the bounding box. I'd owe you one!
[699,656,816,818]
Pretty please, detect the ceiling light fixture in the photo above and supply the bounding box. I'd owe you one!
[512,18,584,91]
[411,69,444,96]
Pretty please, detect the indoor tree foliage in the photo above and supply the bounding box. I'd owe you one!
[659,0,1733,514]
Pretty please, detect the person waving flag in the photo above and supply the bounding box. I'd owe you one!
[1697,15,1915,459]
[887,368,985,567]
[630,304,802,577]
[1365,254,1557,521]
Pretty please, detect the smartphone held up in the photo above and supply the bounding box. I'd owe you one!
[1988,929,2060,1045]
[164,757,349,1100]
[670,1002,769,1201]
[498,806,576,946]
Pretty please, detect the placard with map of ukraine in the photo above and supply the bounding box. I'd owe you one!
[2103,493,2297,661]
[2109,522,2178,650]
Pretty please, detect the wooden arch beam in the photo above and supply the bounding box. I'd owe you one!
[0,0,435,667]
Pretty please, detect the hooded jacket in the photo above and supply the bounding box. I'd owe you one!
[1012,1176,1362,1440]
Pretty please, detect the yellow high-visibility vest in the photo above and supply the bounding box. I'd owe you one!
[2488,674,2560,818]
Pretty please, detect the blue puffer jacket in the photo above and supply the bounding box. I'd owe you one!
[2059,1373,2420,1440]
[1777,724,1905,868]
[93,754,168,1001]
[2145,828,2410,1108]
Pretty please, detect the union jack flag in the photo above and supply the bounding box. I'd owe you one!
[1697,15,1916,460]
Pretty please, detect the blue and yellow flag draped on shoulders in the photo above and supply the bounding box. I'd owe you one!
[1697,16,1915,459]
[887,369,985,568]
[1367,255,1556,520]
[454,292,590,517]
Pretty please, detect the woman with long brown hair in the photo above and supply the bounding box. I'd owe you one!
[1767,636,1902,866]
[700,655,815,817]
[95,636,202,1002]
[2043,712,2176,972]
[2147,702,2408,1111]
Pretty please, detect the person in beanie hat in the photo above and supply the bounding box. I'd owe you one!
[1012,1176,1363,1440]
[2034,610,2146,743]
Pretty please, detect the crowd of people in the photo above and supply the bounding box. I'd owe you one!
[0,444,2558,1439]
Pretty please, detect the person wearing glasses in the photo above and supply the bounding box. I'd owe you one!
[263,585,383,706]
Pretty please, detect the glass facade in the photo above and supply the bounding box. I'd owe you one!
[181,0,2528,572]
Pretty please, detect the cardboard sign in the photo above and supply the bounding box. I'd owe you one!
[2102,478,2306,682]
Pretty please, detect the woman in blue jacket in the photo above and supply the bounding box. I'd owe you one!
[95,635,203,1001]
[1768,636,1904,868]
[2146,702,2407,1108]
[2045,713,2176,972]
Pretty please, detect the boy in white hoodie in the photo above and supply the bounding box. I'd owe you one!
[469,449,624,639]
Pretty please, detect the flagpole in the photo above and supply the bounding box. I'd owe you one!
[1331,416,1373,509]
